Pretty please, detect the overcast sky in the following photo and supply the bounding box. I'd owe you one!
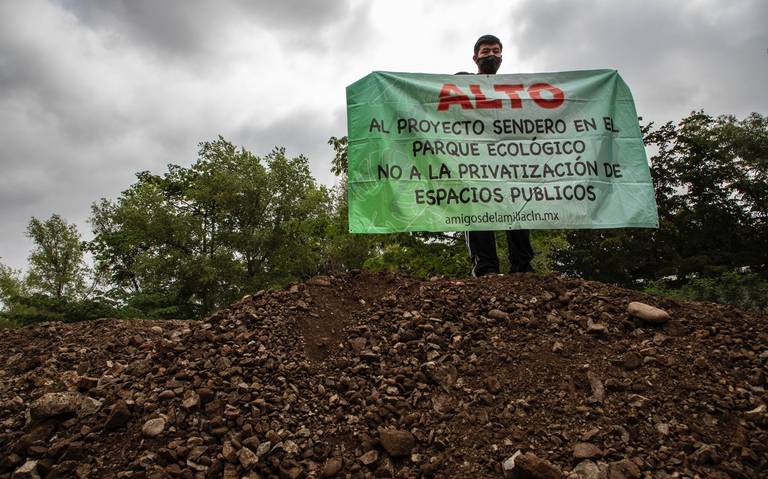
[1,0,766,271]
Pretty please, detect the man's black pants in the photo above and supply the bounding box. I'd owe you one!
[465,230,534,276]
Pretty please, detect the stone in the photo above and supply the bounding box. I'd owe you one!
[13,460,40,479]
[142,418,166,437]
[552,341,565,353]
[104,401,131,430]
[29,392,86,420]
[197,388,214,403]
[76,376,98,391]
[568,460,602,479]
[607,459,641,479]
[222,442,237,463]
[621,352,642,370]
[242,436,261,451]
[359,450,379,466]
[488,309,509,320]
[308,276,332,287]
[379,429,416,457]
[587,319,607,335]
[627,302,670,324]
[158,390,175,400]
[485,376,502,394]
[513,452,563,479]
[182,390,200,409]
[238,447,258,469]
[256,441,272,457]
[321,457,343,477]
[573,443,603,460]
[222,463,238,479]
[349,337,367,353]
[282,466,303,479]
[502,450,522,478]
[586,371,605,403]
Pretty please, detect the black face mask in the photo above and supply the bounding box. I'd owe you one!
[477,55,501,74]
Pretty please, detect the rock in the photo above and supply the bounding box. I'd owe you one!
[29,392,90,420]
[690,444,720,465]
[197,388,214,403]
[321,457,343,477]
[13,460,40,479]
[587,319,607,334]
[242,436,260,451]
[573,443,603,460]
[182,390,200,409]
[158,390,175,400]
[664,319,687,336]
[627,302,670,324]
[552,341,564,353]
[349,337,367,353]
[488,309,509,320]
[621,352,642,370]
[502,450,522,477]
[745,404,766,416]
[485,375,502,394]
[282,440,299,456]
[282,466,303,479]
[308,276,332,287]
[568,460,602,479]
[359,450,379,466]
[222,442,237,463]
[586,371,605,403]
[607,459,641,479]
[141,418,166,437]
[223,463,238,479]
[76,376,98,391]
[104,400,131,430]
[238,447,259,469]
[379,429,416,457]
[512,452,563,479]
[255,441,272,457]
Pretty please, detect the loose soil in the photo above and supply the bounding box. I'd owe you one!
[0,272,766,478]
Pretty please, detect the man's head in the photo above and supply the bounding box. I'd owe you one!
[473,34,502,74]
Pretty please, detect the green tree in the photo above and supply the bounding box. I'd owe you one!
[90,137,332,318]
[25,214,88,299]
[556,112,768,285]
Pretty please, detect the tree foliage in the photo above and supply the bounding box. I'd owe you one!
[90,137,332,318]
[556,112,768,287]
[25,215,88,299]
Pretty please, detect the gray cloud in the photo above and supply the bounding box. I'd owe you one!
[1,0,765,273]
[232,107,346,186]
[55,0,353,58]
[509,0,768,123]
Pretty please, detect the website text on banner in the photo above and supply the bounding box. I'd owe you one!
[345,70,659,233]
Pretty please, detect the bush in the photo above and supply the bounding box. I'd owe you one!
[644,271,768,313]
[0,293,131,325]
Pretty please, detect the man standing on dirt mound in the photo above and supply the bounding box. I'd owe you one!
[464,34,535,277]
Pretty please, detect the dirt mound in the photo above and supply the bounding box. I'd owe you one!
[0,272,766,478]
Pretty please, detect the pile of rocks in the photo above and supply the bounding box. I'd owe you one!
[0,272,766,478]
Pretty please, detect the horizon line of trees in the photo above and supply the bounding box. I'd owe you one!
[1,110,767,326]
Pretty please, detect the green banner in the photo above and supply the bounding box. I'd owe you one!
[346,70,658,233]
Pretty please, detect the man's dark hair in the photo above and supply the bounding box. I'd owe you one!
[474,34,502,55]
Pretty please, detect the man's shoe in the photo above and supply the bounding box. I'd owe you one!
[509,263,534,273]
